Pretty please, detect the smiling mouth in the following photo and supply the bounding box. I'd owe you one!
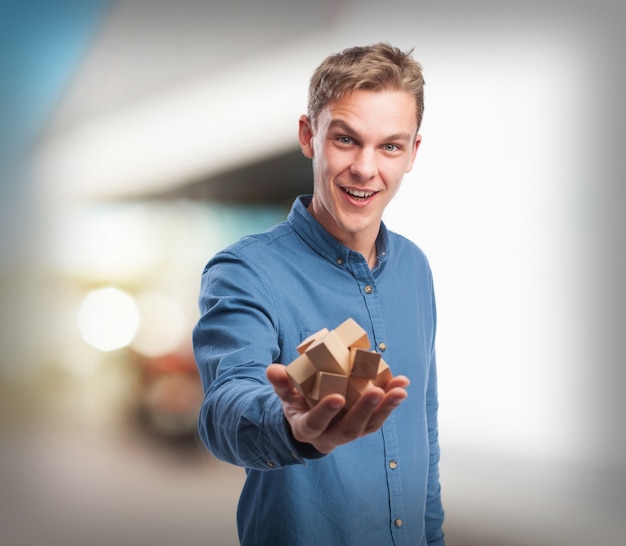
[343,187,376,199]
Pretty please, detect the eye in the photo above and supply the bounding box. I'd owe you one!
[336,136,353,145]
[383,143,400,152]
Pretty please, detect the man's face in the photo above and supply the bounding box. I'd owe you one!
[299,89,421,248]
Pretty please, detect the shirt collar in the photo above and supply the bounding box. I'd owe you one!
[288,195,390,268]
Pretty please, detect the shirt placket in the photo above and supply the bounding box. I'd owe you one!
[349,252,406,544]
[382,414,406,545]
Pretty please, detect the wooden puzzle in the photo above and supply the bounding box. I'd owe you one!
[285,318,392,410]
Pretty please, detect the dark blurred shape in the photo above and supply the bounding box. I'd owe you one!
[144,148,313,205]
[134,352,203,444]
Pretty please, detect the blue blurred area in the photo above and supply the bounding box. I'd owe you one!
[0,0,110,265]
[0,1,110,388]
[0,0,110,162]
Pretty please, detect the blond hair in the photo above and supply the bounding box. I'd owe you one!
[307,42,425,130]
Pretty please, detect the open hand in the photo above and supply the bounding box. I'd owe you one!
[266,363,409,454]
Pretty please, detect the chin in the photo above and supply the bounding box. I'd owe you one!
[338,218,373,235]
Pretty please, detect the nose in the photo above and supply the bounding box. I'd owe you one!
[349,148,378,180]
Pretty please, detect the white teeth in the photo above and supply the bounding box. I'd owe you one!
[345,188,374,198]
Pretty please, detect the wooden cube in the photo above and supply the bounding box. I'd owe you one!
[350,348,381,379]
[306,330,350,374]
[334,318,370,349]
[296,328,330,355]
[283,318,394,406]
[373,358,393,387]
[285,353,317,398]
[310,371,348,401]
[345,376,374,408]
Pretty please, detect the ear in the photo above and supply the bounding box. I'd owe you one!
[298,115,315,159]
[404,134,422,173]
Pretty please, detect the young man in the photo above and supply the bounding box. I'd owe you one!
[193,43,446,546]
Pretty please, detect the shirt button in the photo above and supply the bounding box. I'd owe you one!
[266,460,275,468]
[378,342,387,352]
[336,258,343,265]
[394,518,403,528]
[364,285,373,294]
[389,460,397,469]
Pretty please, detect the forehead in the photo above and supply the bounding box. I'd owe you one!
[317,89,418,136]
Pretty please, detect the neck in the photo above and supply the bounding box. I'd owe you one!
[336,233,379,270]
[306,197,380,269]
[362,243,378,269]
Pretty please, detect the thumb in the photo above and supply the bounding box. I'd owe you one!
[266,363,293,397]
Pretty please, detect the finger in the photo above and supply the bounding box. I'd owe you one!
[291,394,345,438]
[306,394,346,427]
[381,374,410,392]
[330,387,385,440]
[266,363,296,400]
[363,387,408,433]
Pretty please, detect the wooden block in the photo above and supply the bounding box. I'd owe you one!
[373,358,393,387]
[306,330,350,374]
[310,371,348,400]
[297,328,330,355]
[350,348,381,379]
[334,318,370,349]
[286,319,388,408]
[285,353,317,398]
[345,376,374,408]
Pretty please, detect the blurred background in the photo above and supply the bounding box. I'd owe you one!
[1,0,625,545]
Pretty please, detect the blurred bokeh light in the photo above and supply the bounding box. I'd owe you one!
[77,287,140,352]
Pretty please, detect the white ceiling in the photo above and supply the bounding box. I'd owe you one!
[35,0,617,201]
[46,0,342,132]
[37,0,342,200]
[36,0,465,201]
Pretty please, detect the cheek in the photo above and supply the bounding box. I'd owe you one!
[404,147,419,172]
[312,140,328,164]
[315,147,341,177]
[381,162,407,185]
[312,155,330,181]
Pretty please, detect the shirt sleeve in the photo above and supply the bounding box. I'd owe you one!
[192,249,310,470]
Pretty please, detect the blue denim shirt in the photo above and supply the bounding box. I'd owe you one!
[193,195,445,546]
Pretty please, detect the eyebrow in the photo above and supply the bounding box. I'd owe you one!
[328,119,413,143]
